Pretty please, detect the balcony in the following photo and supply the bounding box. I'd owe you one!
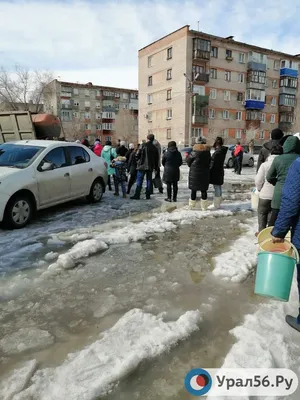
[246,111,263,121]
[247,61,267,71]
[279,86,297,95]
[279,94,296,107]
[192,94,209,106]
[246,81,266,90]
[192,115,208,124]
[61,103,72,109]
[244,100,265,110]
[280,68,298,78]
[193,49,210,61]
[193,72,209,83]
[279,121,293,132]
[279,105,294,113]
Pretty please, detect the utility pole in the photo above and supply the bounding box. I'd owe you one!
[197,21,200,31]
[184,73,199,147]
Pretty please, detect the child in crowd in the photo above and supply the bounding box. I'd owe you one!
[111,156,127,198]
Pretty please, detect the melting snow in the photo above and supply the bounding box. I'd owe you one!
[0,328,54,355]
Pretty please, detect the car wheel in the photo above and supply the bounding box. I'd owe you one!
[227,158,234,168]
[4,194,33,229]
[248,158,254,168]
[87,179,104,203]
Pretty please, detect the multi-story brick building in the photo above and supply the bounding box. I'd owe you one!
[45,80,138,143]
[138,25,300,147]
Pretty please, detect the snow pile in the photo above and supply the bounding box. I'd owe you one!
[213,218,257,282]
[48,208,233,270]
[9,309,201,400]
[0,328,54,355]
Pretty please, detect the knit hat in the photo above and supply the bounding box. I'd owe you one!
[120,140,126,146]
[105,140,112,146]
[271,128,284,140]
[129,143,134,149]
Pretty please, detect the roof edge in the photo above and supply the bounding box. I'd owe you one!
[138,25,190,52]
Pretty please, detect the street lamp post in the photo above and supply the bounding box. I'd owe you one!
[184,73,199,147]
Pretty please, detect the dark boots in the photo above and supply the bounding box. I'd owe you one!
[130,186,141,200]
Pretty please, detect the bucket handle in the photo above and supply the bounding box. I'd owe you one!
[259,239,299,263]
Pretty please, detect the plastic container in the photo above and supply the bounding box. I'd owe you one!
[255,252,297,301]
[251,188,259,210]
[257,227,291,245]
[259,238,293,257]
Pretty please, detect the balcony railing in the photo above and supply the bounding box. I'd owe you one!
[193,72,209,83]
[279,121,293,132]
[244,100,265,110]
[193,49,210,61]
[61,103,72,109]
[280,68,298,78]
[247,61,267,71]
[279,87,297,95]
[192,94,209,106]
[246,81,266,90]
[192,115,208,124]
[279,105,294,113]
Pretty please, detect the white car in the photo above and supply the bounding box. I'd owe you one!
[0,140,108,229]
[224,145,255,168]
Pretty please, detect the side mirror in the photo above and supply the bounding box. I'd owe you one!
[40,162,54,172]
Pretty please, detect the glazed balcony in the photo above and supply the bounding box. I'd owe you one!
[192,115,208,124]
[244,100,265,110]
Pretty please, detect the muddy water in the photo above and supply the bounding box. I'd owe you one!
[0,210,263,399]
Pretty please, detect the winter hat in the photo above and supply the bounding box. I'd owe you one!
[129,143,134,149]
[105,140,112,146]
[168,141,177,148]
[95,138,100,143]
[120,140,126,146]
[271,128,284,140]
[196,136,206,144]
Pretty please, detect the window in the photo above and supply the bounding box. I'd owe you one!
[148,56,152,67]
[73,88,79,95]
[223,110,229,119]
[192,128,203,137]
[236,111,242,120]
[225,71,231,82]
[96,90,101,97]
[226,49,232,59]
[280,77,297,88]
[259,130,265,140]
[211,46,218,58]
[193,38,211,52]
[166,109,172,120]
[96,113,101,119]
[271,97,277,106]
[105,136,112,142]
[248,70,266,84]
[237,92,243,102]
[73,101,79,106]
[96,124,101,130]
[270,114,276,123]
[123,104,129,109]
[102,123,113,130]
[148,76,152,86]
[238,73,244,83]
[95,102,101,108]
[274,60,280,70]
[235,129,242,139]
[73,112,79,118]
[167,128,171,139]
[210,68,217,79]
[84,123,91,130]
[69,146,90,165]
[123,93,129,100]
[209,109,215,119]
[210,88,217,99]
[167,89,172,100]
[166,69,172,80]
[239,53,245,63]
[272,80,277,88]
[246,89,265,102]
[261,113,266,123]
[84,113,90,119]
[85,101,90,107]
[222,129,228,138]
[43,147,67,169]
[193,65,205,80]
[280,94,296,106]
[85,89,90,96]
[167,47,172,60]
[147,94,153,104]
[115,92,120,98]
[147,111,152,122]
[224,90,230,101]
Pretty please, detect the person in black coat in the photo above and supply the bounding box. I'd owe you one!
[162,141,182,202]
[186,138,211,210]
[126,144,140,194]
[208,136,228,209]
[116,141,128,157]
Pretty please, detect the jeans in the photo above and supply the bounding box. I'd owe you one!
[115,179,126,195]
[268,208,279,227]
[107,175,114,191]
[191,190,207,201]
[127,170,137,193]
[257,198,272,232]
[214,185,222,197]
[136,170,153,194]
[166,182,178,200]
[234,157,242,174]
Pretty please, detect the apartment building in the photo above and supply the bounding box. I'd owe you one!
[139,25,300,147]
[45,80,138,143]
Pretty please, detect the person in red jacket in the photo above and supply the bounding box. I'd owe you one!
[93,139,103,157]
[233,141,244,175]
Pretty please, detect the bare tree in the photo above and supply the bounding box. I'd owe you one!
[0,65,53,113]
[114,108,138,144]
[245,123,259,144]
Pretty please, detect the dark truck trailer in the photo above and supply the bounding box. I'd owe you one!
[0,111,62,143]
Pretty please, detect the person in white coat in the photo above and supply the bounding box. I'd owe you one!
[255,144,283,233]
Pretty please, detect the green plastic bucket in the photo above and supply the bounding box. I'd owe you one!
[255,252,297,302]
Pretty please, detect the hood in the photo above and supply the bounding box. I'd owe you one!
[0,166,21,180]
[283,136,300,154]
[167,146,177,152]
[263,139,280,151]
[102,145,112,152]
[267,154,278,163]
[193,143,210,152]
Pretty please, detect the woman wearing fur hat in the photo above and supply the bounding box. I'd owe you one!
[186,138,211,210]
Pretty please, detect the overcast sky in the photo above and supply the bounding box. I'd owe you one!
[1,0,300,89]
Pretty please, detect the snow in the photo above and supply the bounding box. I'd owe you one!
[10,309,201,400]
[0,360,37,400]
[0,328,54,355]
[212,218,257,282]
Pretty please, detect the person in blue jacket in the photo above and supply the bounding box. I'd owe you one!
[272,157,300,331]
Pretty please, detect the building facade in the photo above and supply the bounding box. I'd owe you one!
[138,25,300,147]
[45,80,138,143]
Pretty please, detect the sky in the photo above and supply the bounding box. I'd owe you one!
[0,0,300,89]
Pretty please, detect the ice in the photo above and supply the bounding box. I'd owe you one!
[0,360,37,400]
[11,309,201,400]
[0,328,54,355]
[213,217,257,282]
[44,252,58,261]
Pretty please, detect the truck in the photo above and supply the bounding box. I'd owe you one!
[0,111,63,143]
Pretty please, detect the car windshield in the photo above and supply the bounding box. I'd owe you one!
[0,143,43,169]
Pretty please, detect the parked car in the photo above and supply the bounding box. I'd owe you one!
[0,140,108,229]
[180,147,192,163]
[223,145,255,168]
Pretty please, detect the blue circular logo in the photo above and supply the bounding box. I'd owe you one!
[184,368,212,396]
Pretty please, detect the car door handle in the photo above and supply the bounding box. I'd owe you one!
[64,173,70,177]
[88,168,93,172]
